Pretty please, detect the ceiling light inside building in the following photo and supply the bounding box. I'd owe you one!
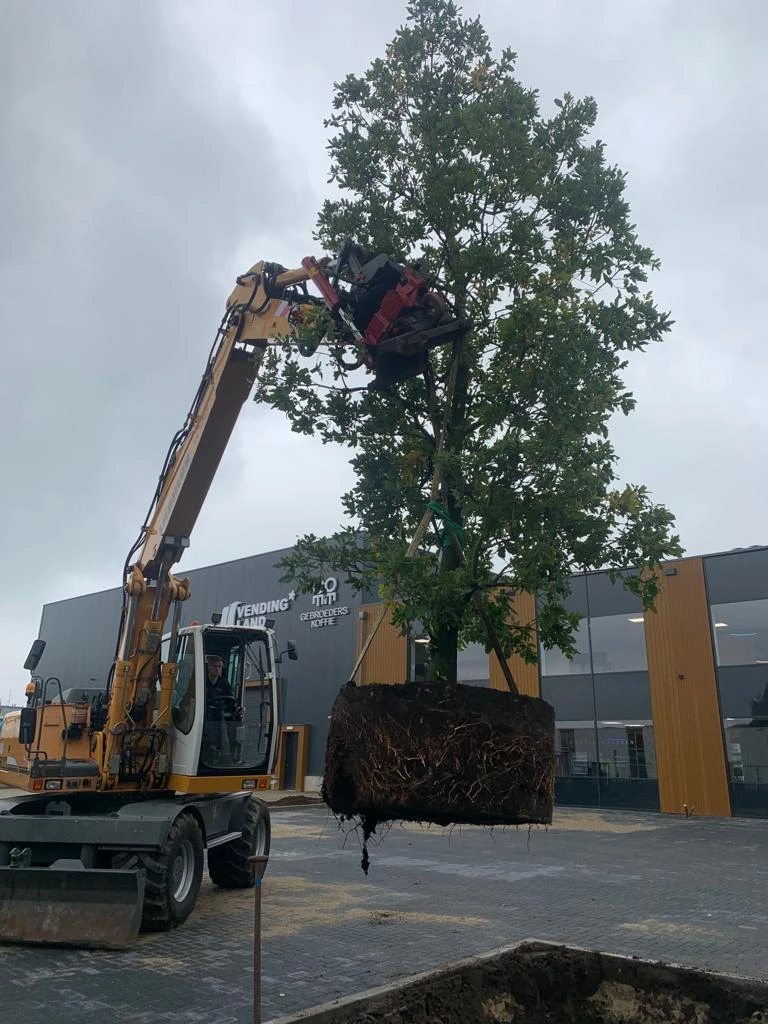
[627,616,645,623]
[414,637,430,644]
[714,622,728,628]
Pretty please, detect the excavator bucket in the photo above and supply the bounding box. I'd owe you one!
[0,864,145,950]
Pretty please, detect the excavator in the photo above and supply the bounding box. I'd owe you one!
[0,242,466,949]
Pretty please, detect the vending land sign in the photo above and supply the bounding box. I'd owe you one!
[221,577,349,630]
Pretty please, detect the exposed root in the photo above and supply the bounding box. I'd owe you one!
[322,681,555,873]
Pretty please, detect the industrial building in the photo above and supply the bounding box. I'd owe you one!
[34,544,768,819]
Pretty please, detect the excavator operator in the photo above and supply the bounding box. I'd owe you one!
[205,655,231,700]
[202,654,244,764]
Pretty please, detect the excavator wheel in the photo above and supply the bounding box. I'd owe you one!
[207,795,271,888]
[113,811,204,932]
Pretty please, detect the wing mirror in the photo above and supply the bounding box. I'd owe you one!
[23,639,46,672]
[276,641,298,665]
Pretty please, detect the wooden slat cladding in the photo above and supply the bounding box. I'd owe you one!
[488,591,540,697]
[355,603,408,685]
[644,558,731,817]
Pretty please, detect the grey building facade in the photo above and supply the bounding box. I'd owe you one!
[32,543,768,816]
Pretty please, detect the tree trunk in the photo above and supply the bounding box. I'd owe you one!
[425,302,470,685]
[429,621,458,681]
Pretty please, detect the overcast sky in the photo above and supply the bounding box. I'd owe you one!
[1,0,765,702]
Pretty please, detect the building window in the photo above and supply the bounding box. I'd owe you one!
[711,600,768,666]
[457,642,490,687]
[407,638,490,685]
[555,723,598,777]
[723,719,768,786]
[588,614,648,673]
[410,633,431,682]
[540,619,591,676]
[540,613,647,676]
[596,721,657,780]
[554,721,658,782]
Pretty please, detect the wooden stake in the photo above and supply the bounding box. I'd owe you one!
[248,855,270,1024]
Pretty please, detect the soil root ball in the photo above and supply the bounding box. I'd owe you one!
[322,681,555,868]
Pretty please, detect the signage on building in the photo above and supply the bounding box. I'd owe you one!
[301,576,350,628]
[300,605,351,629]
[220,590,296,628]
[220,577,350,630]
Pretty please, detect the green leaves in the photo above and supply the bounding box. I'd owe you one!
[259,0,681,678]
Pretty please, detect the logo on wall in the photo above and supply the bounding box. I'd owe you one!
[312,577,338,607]
[303,577,350,629]
[220,590,296,629]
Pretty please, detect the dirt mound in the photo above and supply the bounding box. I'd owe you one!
[268,794,323,808]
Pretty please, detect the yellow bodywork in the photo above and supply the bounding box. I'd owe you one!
[0,704,96,792]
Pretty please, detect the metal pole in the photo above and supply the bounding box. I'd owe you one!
[249,855,269,1024]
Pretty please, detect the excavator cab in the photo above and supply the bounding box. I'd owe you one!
[166,623,279,785]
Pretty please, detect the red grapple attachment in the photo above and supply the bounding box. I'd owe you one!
[303,246,471,389]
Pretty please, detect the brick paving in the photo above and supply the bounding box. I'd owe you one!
[2,804,767,1022]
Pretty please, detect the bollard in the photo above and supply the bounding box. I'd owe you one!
[248,855,270,1024]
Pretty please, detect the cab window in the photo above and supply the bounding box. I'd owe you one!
[171,635,196,735]
[197,635,274,773]
[199,641,245,771]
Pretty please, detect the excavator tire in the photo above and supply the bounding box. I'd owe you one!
[207,796,271,888]
[113,812,204,932]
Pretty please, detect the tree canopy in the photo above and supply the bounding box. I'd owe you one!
[255,0,681,680]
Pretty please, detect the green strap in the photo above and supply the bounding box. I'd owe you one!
[427,499,466,550]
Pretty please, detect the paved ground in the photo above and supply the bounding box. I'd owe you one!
[2,804,767,1023]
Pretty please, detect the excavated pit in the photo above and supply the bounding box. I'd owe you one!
[322,681,555,867]
[271,941,768,1024]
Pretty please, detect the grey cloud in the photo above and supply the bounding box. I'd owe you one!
[0,1,303,691]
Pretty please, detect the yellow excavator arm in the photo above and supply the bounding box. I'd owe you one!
[0,259,320,796]
[101,261,319,791]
